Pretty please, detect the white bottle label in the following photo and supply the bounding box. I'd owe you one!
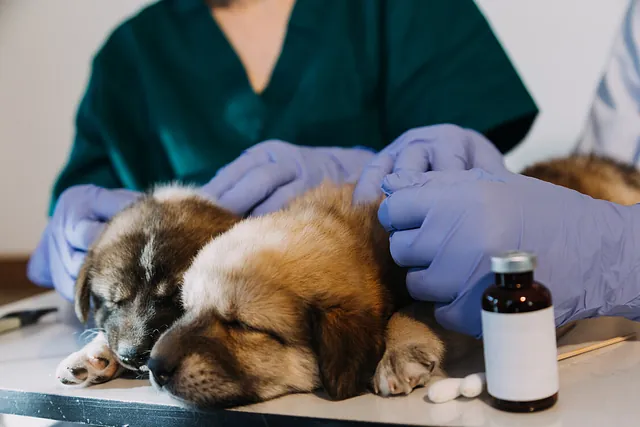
[481,306,559,402]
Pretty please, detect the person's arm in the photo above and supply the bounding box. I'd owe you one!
[574,0,640,164]
[382,0,538,153]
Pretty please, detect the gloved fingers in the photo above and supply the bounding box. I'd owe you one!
[391,142,432,174]
[66,219,106,251]
[216,163,297,215]
[48,248,77,302]
[407,248,487,298]
[382,168,495,195]
[26,226,54,287]
[69,250,87,283]
[463,128,508,173]
[433,273,496,338]
[390,124,469,170]
[404,267,456,302]
[201,150,272,200]
[250,180,306,216]
[388,228,438,267]
[51,224,85,286]
[89,187,141,221]
[351,153,395,204]
[378,185,430,232]
[379,169,494,232]
[46,234,78,301]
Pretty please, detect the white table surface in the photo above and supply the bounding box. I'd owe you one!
[1,292,640,427]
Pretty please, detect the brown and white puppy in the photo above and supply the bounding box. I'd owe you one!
[146,153,640,409]
[56,185,240,386]
[145,182,475,408]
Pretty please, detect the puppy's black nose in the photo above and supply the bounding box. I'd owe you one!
[118,348,148,369]
[147,357,175,387]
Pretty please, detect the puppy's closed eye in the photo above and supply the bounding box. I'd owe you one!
[224,320,287,346]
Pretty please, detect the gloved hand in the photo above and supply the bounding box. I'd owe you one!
[201,139,375,216]
[352,124,508,204]
[378,168,640,338]
[27,185,141,301]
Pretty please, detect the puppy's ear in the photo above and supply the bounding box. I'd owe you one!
[74,251,94,324]
[309,305,386,400]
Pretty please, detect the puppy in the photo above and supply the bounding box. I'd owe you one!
[521,153,640,205]
[145,182,475,408]
[146,153,640,409]
[56,185,240,386]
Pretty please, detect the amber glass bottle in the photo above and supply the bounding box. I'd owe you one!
[481,251,558,413]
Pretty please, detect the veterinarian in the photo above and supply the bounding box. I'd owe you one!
[27,0,538,301]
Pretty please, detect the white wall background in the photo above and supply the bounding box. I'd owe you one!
[0,0,632,255]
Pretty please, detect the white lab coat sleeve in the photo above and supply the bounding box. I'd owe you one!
[575,0,640,165]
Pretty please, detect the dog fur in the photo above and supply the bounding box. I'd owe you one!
[521,154,640,205]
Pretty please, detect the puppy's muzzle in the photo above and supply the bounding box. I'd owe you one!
[147,356,176,387]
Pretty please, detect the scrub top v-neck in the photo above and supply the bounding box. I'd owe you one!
[48,0,538,215]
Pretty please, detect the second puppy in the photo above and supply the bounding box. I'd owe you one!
[56,185,240,386]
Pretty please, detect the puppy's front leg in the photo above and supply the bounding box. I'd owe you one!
[373,302,478,397]
[56,331,125,387]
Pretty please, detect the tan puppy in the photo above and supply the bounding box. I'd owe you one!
[146,182,473,408]
[521,154,640,205]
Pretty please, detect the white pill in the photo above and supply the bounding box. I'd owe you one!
[427,378,463,403]
[460,372,485,398]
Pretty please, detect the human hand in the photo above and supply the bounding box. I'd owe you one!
[201,139,375,216]
[27,185,141,301]
[352,124,508,204]
[378,168,640,337]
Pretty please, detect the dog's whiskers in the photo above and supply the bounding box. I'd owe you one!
[78,328,105,342]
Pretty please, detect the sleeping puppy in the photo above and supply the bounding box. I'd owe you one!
[56,185,240,386]
[145,153,640,409]
[520,153,640,204]
[145,181,475,408]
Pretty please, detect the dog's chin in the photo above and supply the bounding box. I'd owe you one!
[148,371,256,410]
[149,373,202,409]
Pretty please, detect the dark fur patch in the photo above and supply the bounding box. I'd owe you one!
[308,305,386,400]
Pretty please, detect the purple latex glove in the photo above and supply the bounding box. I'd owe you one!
[27,185,141,301]
[378,168,640,338]
[353,124,508,204]
[201,139,375,216]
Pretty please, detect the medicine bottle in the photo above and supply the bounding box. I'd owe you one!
[481,251,558,413]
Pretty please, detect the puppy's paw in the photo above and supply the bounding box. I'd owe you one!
[56,333,123,387]
[373,343,440,397]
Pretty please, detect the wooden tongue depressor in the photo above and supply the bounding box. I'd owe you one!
[427,332,637,404]
[556,333,636,361]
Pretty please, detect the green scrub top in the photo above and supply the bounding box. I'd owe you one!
[49,0,538,215]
